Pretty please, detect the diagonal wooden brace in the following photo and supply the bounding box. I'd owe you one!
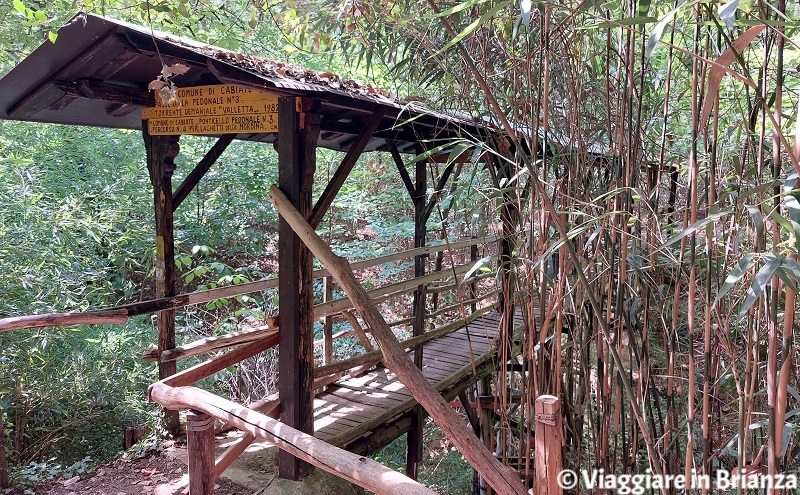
[268,184,526,495]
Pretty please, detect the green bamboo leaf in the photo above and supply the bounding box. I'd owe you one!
[738,179,781,200]
[581,17,657,29]
[435,0,512,56]
[739,256,781,316]
[647,2,686,59]
[463,255,493,282]
[784,195,800,245]
[745,204,764,241]
[435,0,488,17]
[769,211,793,238]
[715,252,756,304]
[446,142,472,165]
[778,256,800,282]
[657,211,727,251]
[774,266,799,295]
[718,0,740,31]
[407,140,468,165]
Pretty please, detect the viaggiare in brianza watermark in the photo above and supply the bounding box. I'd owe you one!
[556,468,799,494]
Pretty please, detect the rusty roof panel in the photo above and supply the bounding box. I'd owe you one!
[0,13,495,154]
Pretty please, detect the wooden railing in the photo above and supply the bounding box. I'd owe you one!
[144,232,501,495]
[0,235,499,334]
[0,232,504,495]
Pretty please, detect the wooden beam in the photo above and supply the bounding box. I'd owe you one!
[187,411,215,495]
[173,134,236,210]
[267,185,526,495]
[458,391,481,437]
[149,383,440,495]
[277,96,318,480]
[144,126,181,437]
[424,160,459,220]
[312,303,499,380]
[388,141,416,198]
[319,115,418,144]
[161,331,280,387]
[309,108,387,228]
[341,311,374,352]
[141,326,277,362]
[0,309,127,333]
[8,81,66,118]
[0,236,500,334]
[323,276,334,365]
[52,79,153,106]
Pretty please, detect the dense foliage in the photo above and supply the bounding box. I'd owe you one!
[2,0,800,492]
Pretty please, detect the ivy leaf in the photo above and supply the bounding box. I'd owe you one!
[169,63,190,76]
[12,0,25,15]
[48,30,58,44]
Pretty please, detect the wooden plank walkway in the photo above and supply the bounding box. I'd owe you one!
[312,310,525,447]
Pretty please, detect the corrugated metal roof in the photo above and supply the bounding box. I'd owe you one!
[0,13,496,154]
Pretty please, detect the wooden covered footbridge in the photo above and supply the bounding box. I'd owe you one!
[0,13,562,495]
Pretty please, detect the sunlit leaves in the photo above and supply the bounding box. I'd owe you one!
[646,1,686,59]
[717,0,740,32]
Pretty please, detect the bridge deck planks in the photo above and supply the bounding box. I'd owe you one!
[312,310,524,447]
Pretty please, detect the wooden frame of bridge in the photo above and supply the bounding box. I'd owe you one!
[0,13,558,495]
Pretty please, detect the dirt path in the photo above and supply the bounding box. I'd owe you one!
[36,440,251,495]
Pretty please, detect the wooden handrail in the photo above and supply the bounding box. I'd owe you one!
[0,309,128,333]
[0,235,498,333]
[148,382,439,495]
[312,302,500,378]
[140,258,495,362]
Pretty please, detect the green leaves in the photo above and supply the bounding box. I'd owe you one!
[716,253,800,316]
[646,2,686,59]
[433,0,513,57]
[12,0,26,15]
[658,211,728,251]
[717,0,740,31]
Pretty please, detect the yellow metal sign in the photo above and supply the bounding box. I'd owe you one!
[142,84,283,136]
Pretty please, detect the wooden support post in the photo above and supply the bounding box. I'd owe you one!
[268,185,526,495]
[144,125,181,437]
[0,408,8,489]
[277,96,319,480]
[323,276,334,365]
[477,377,494,495]
[187,411,215,495]
[534,395,562,495]
[459,390,482,437]
[406,152,427,479]
[470,238,479,314]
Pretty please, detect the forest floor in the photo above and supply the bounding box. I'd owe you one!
[36,439,253,495]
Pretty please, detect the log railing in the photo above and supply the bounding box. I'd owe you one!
[0,235,499,334]
[0,232,504,495]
